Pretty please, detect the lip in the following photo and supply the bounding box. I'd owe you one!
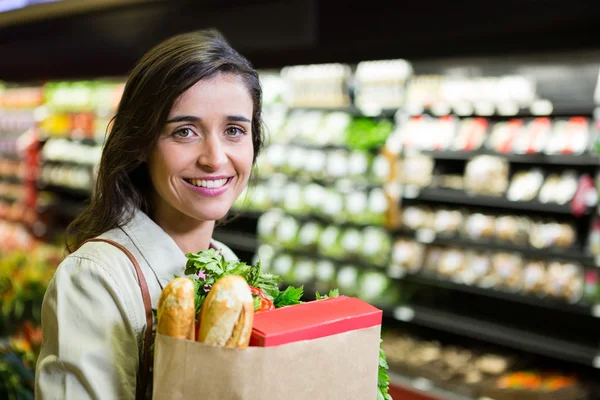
[182,177,233,197]
[184,175,232,181]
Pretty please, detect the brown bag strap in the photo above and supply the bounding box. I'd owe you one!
[79,238,152,400]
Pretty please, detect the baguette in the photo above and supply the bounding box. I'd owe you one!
[197,275,254,348]
[157,277,195,340]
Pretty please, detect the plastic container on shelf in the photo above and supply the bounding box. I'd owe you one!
[389,239,425,277]
[464,155,509,196]
[492,252,524,291]
[506,169,545,202]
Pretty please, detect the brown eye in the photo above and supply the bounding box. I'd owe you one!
[225,127,245,137]
[174,128,194,138]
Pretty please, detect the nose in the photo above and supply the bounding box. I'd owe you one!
[198,135,227,172]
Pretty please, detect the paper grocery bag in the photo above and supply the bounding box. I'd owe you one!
[152,325,381,400]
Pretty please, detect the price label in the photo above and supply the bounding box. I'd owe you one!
[393,306,415,322]
[416,229,435,244]
[403,185,420,199]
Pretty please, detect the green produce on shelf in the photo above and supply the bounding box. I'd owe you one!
[360,227,392,268]
[256,210,284,244]
[314,259,337,293]
[335,264,360,297]
[317,226,346,260]
[345,117,395,151]
[286,257,317,285]
[275,215,301,250]
[296,220,323,250]
[358,271,400,307]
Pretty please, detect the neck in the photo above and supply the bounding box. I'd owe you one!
[151,200,215,255]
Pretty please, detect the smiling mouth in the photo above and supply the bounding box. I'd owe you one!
[183,177,232,189]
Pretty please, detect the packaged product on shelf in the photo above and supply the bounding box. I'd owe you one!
[317,225,345,260]
[438,248,467,281]
[486,119,523,153]
[319,188,345,222]
[402,205,433,231]
[335,264,360,296]
[491,252,524,291]
[423,246,444,275]
[462,213,496,241]
[545,261,584,303]
[281,145,306,176]
[252,245,277,272]
[281,182,305,215]
[537,171,579,205]
[370,153,394,185]
[462,251,495,287]
[388,239,425,277]
[506,169,544,202]
[529,220,576,249]
[280,64,352,108]
[319,112,352,146]
[436,173,465,191]
[587,219,600,256]
[296,220,323,250]
[367,188,389,226]
[433,209,463,236]
[512,118,552,154]
[274,215,301,250]
[314,259,337,293]
[262,143,287,174]
[399,153,434,187]
[582,269,599,304]
[287,257,316,286]
[344,190,369,224]
[522,261,547,296]
[357,271,400,307]
[495,215,530,245]
[544,117,591,155]
[346,150,372,182]
[325,149,349,180]
[270,253,295,282]
[354,59,413,111]
[482,371,583,400]
[452,118,489,151]
[339,228,363,259]
[257,210,284,244]
[464,155,509,196]
[301,182,325,215]
[359,227,392,267]
[302,148,328,180]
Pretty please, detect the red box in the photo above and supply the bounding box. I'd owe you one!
[250,296,383,347]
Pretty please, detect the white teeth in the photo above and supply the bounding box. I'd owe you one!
[189,178,228,188]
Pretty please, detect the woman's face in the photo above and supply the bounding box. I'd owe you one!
[148,72,254,225]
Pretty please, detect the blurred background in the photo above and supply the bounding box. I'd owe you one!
[1,0,600,399]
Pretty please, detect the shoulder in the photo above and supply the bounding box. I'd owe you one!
[210,238,238,261]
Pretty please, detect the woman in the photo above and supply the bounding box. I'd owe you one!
[35,29,264,400]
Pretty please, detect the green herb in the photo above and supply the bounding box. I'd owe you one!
[274,285,304,308]
[315,288,340,300]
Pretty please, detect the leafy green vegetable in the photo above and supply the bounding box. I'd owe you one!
[346,118,394,151]
[377,338,392,400]
[315,288,340,300]
[274,285,304,308]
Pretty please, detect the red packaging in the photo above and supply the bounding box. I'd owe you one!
[250,296,382,347]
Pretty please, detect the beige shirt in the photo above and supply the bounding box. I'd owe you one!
[35,208,237,400]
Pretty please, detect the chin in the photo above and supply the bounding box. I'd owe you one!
[186,206,230,223]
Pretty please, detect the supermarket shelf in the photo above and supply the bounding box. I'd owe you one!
[212,230,259,253]
[42,159,97,169]
[404,273,597,317]
[386,305,598,367]
[398,229,595,265]
[402,187,581,215]
[388,371,475,400]
[419,150,600,166]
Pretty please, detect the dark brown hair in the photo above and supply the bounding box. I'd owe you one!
[66,29,264,253]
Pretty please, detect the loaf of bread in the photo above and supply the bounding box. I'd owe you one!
[196,275,254,348]
[157,277,196,340]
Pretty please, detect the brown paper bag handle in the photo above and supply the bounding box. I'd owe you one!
[79,238,152,400]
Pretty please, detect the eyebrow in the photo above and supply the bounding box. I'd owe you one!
[165,115,251,124]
